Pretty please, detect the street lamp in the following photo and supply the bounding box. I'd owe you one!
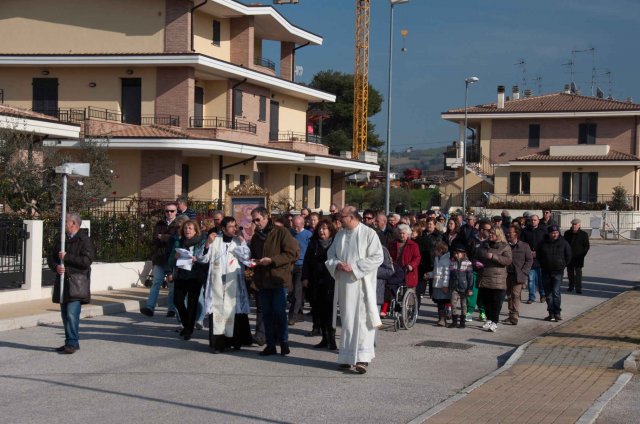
[384,0,409,215]
[462,76,479,213]
[54,162,90,301]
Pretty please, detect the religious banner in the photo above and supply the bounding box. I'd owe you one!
[224,181,271,241]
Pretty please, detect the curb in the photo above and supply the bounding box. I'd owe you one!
[0,298,147,332]
[407,340,533,424]
[576,372,633,424]
[623,349,640,372]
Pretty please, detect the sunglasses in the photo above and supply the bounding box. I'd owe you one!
[165,210,177,213]
[252,218,262,223]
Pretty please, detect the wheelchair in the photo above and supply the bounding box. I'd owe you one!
[383,283,419,331]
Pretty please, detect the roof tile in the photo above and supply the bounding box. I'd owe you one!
[514,149,640,162]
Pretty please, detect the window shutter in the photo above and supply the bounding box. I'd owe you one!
[561,172,571,201]
[588,172,598,202]
[521,172,531,194]
[587,124,597,145]
[528,124,540,148]
[233,89,243,116]
[509,172,520,195]
[578,124,587,144]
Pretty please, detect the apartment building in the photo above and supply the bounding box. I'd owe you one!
[0,0,378,210]
[441,85,640,209]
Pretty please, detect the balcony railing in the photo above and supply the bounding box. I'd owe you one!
[254,56,276,71]
[269,131,324,145]
[32,108,87,123]
[189,116,257,134]
[86,107,180,127]
[433,192,637,210]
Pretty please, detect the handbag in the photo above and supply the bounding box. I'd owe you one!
[67,273,91,299]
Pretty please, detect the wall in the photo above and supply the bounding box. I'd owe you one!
[185,156,215,200]
[264,164,295,208]
[229,82,270,144]
[109,150,142,198]
[0,0,165,54]
[193,12,230,60]
[271,92,307,134]
[0,67,156,115]
[494,165,637,196]
[156,67,194,129]
[203,80,228,118]
[140,150,182,198]
[490,117,637,164]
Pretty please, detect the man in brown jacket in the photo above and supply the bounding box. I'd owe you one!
[249,207,299,356]
[502,225,533,325]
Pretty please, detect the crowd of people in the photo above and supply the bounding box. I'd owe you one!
[49,198,590,373]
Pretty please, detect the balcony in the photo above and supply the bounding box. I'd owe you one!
[32,107,180,127]
[269,131,328,155]
[254,56,276,72]
[189,116,256,134]
[270,131,323,144]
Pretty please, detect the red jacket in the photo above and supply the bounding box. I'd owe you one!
[388,239,421,288]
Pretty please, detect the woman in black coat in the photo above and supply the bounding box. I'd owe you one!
[302,219,337,350]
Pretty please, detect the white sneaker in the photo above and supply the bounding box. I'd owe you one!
[465,313,472,322]
[195,321,204,330]
[488,322,498,332]
[482,320,493,329]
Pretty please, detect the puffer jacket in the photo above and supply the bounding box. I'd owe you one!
[537,235,572,273]
[477,241,512,290]
[250,221,299,290]
[449,258,473,292]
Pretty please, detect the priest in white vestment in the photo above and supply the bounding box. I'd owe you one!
[326,206,383,373]
[204,216,252,353]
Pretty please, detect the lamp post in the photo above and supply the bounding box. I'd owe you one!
[54,162,90,301]
[384,0,409,215]
[462,76,479,213]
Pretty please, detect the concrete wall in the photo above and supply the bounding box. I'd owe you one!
[490,117,638,164]
[109,150,142,198]
[0,67,157,115]
[271,92,307,134]
[0,0,165,54]
[203,80,228,118]
[193,12,231,60]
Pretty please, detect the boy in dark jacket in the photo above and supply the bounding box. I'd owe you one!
[537,225,571,322]
[448,242,473,328]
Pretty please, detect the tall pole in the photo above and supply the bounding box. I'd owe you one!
[59,174,68,301]
[384,3,395,215]
[462,81,469,213]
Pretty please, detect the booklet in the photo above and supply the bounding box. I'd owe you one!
[175,248,193,271]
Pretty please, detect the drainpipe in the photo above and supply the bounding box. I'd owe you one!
[231,78,247,130]
[291,42,310,82]
[191,0,208,52]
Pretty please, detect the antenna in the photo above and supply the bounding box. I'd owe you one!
[514,58,527,89]
[532,75,543,95]
[600,69,613,99]
[572,47,597,96]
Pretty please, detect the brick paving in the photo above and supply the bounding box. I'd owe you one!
[424,291,640,424]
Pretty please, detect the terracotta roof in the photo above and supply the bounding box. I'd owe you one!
[0,104,62,122]
[513,149,640,162]
[445,92,640,114]
[107,125,198,139]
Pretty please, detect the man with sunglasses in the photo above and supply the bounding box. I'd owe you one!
[141,202,180,318]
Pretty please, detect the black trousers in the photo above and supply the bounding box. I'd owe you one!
[209,313,253,351]
[174,278,203,336]
[315,283,335,328]
[567,265,583,292]
[478,287,506,324]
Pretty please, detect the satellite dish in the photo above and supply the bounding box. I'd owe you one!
[596,87,604,98]
[570,81,577,94]
[294,66,304,77]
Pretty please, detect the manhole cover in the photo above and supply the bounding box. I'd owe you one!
[415,340,475,350]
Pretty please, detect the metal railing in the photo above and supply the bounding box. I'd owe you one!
[0,219,27,290]
[189,116,257,134]
[269,131,324,145]
[254,56,276,71]
[0,89,4,104]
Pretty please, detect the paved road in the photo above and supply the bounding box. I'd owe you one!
[0,242,637,424]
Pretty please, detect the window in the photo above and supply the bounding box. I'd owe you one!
[239,175,246,184]
[181,164,189,196]
[562,172,598,202]
[314,176,321,208]
[509,172,531,195]
[578,123,597,145]
[302,175,309,208]
[528,124,540,148]
[259,96,266,121]
[212,20,221,46]
[233,89,243,116]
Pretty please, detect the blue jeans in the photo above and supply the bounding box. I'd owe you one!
[61,300,81,349]
[259,287,289,347]
[146,265,175,312]
[527,267,544,301]
[197,285,206,323]
[542,271,563,315]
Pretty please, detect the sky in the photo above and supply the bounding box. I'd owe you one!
[254,0,640,152]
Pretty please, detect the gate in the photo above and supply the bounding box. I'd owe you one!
[0,219,28,289]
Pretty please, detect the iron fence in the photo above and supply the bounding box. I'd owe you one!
[189,116,257,133]
[0,219,27,289]
[269,131,324,145]
[254,56,276,71]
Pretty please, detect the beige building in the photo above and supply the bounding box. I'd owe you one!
[441,85,640,210]
[0,0,378,211]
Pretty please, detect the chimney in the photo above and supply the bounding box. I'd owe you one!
[497,85,505,109]
[512,85,520,100]
[524,89,532,98]
[564,84,571,94]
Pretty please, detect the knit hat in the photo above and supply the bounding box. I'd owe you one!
[451,241,467,253]
[492,215,502,222]
[548,224,559,233]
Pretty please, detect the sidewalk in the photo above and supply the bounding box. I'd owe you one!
[0,287,157,332]
[414,290,640,424]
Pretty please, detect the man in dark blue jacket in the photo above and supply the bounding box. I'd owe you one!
[521,214,546,304]
[537,225,571,322]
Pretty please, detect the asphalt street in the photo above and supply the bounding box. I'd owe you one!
[0,241,638,424]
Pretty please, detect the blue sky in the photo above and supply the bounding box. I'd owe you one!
[257,0,640,151]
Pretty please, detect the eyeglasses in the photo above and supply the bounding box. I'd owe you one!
[252,218,263,223]
[165,210,177,213]
[363,216,374,220]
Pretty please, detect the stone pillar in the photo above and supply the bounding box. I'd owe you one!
[230,16,254,67]
[23,220,43,295]
[280,41,295,81]
[156,67,195,129]
[140,150,183,198]
[164,0,192,53]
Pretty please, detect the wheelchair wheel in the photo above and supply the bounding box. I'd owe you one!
[401,288,418,329]
[393,311,400,332]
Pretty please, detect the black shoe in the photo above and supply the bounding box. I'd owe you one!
[63,346,78,354]
[280,342,290,356]
[55,345,67,352]
[288,317,296,326]
[314,339,329,348]
[259,346,277,356]
[140,307,154,317]
[166,310,176,318]
[307,327,321,337]
[253,337,265,347]
[183,333,192,341]
[555,314,562,321]
[355,362,368,374]
[544,315,554,321]
[576,290,582,294]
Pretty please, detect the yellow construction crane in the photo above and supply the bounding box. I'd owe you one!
[352,0,370,159]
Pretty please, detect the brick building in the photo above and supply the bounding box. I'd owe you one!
[441,85,640,209]
[0,0,377,211]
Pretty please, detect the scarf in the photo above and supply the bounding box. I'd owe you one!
[254,221,273,241]
[222,234,233,243]
[318,237,333,249]
[181,235,200,248]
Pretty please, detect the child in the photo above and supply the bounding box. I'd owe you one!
[448,243,474,328]
[426,241,451,326]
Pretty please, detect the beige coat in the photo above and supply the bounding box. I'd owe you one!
[477,241,512,290]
